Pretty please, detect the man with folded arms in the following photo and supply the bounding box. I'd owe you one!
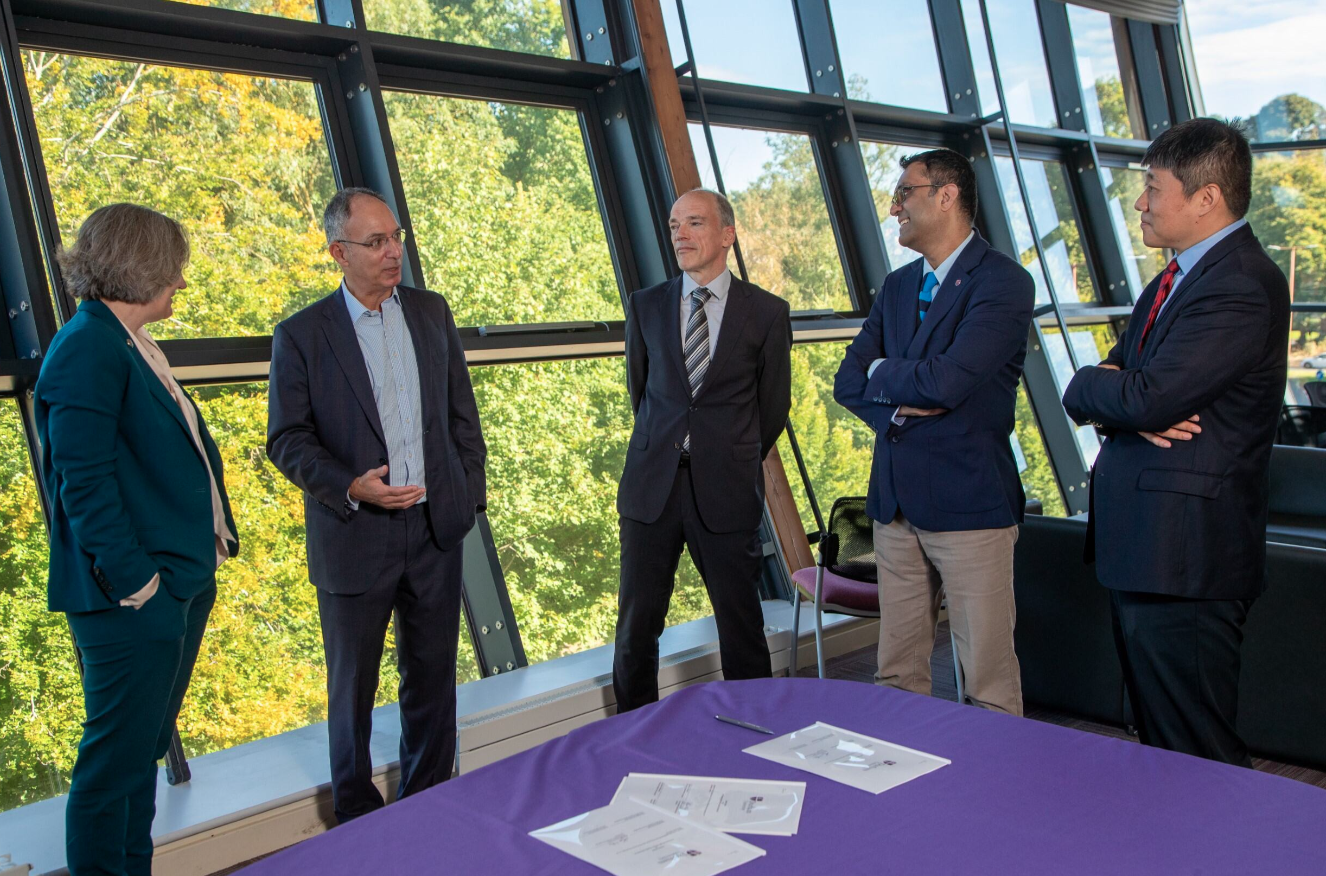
[835,149,1034,715]
[1063,119,1289,765]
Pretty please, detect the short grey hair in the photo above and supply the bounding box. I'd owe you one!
[682,187,736,229]
[323,187,392,244]
[56,203,189,304]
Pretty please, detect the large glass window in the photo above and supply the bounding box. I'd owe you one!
[22,52,339,339]
[363,0,572,58]
[969,0,1058,128]
[1013,383,1066,516]
[1186,4,1324,143]
[1289,313,1326,405]
[471,358,708,666]
[776,343,875,535]
[1249,149,1326,399]
[690,123,851,313]
[1042,323,1118,466]
[1065,5,1139,139]
[830,0,947,113]
[0,404,66,814]
[859,138,930,270]
[1250,151,1326,306]
[176,0,317,20]
[1102,164,1168,299]
[384,92,620,327]
[662,1,808,93]
[995,156,1099,304]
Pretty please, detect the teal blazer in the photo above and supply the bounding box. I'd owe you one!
[35,300,239,613]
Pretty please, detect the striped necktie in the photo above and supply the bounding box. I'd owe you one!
[1137,259,1181,352]
[682,286,713,452]
[918,271,938,325]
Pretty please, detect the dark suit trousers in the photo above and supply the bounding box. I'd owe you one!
[613,465,772,713]
[1110,589,1256,767]
[316,503,463,823]
[64,584,215,876]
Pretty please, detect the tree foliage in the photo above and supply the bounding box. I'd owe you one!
[4,0,1322,817]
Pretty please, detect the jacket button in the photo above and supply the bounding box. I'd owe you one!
[689,406,697,412]
[891,436,900,444]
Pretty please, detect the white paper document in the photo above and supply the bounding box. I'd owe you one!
[530,797,766,876]
[743,721,950,795]
[611,774,805,836]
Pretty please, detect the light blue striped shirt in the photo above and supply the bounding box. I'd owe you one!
[342,283,426,507]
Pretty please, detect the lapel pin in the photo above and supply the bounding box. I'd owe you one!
[954,278,962,286]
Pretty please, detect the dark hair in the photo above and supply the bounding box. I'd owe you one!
[323,187,392,244]
[1142,118,1252,218]
[899,149,977,221]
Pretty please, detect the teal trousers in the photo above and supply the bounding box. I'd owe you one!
[64,583,214,876]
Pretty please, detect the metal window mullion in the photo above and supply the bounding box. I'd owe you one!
[1035,0,1088,134]
[1124,19,1172,138]
[1,0,69,334]
[791,0,888,312]
[1070,142,1136,307]
[1021,325,1089,514]
[1153,22,1191,125]
[317,0,525,672]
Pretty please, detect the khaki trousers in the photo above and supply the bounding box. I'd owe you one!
[873,514,1023,716]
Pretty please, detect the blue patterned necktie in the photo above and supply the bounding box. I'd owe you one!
[918,271,938,325]
[682,287,713,452]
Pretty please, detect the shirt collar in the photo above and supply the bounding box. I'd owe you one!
[924,230,976,287]
[1175,218,1247,278]
[341,281,400,319]
[681,267,732,301]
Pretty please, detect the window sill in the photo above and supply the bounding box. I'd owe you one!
[0,601,875,876]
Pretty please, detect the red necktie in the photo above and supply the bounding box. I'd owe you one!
[1138,259,1180,352]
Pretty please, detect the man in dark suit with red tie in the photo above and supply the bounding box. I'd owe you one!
[613,189,792,713]
[1064,119,1290,766]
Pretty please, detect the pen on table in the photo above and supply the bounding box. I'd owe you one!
[715,714,774,735]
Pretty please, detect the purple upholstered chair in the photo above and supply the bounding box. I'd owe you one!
[788,497,964,701]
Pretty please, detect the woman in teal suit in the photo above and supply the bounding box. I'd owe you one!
[35,203,239,876]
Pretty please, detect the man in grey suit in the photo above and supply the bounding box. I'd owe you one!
[267,188,486,823]
[613,188,792,712]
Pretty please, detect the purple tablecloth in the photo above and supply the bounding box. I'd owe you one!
[241,679,1326,875]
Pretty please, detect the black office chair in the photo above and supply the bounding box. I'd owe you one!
[1303,381,1326,408]
[1277,405,1326,448]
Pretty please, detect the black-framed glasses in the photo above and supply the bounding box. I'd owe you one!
[891,183,944,208]
[335,229,409,252]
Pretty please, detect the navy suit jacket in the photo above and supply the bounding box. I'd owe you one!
[616,274,791,534]
[1062,223,1289,599]
[834,232,1034,531]
[35,300,239,614]
[267,285,486,595]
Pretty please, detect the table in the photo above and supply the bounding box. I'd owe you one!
[240,678,1326,875]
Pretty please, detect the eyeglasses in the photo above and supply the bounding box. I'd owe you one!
[336,229,409,252]
[891,183,945,208]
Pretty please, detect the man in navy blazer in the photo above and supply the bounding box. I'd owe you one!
[268,188,487,821]
[613,189,791,712]
[1063,119,1289,765]
[834,150,1033,715]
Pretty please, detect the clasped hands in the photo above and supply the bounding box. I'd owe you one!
[1095,363,1201,449]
